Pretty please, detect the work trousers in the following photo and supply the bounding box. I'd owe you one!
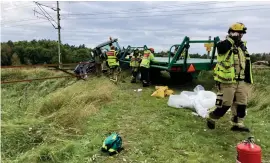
[109,66,121,82]
[140,67,150,85]
[210,81,250,119]
[131,67,139,80]
[95,63,102,77]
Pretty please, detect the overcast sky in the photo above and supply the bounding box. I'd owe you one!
[1,1,270,54]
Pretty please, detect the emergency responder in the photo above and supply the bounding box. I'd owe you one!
[130,48,142,83]
[101,49,109,73]
[106,45,121,82]
[140,48,155,87]
[206,22,253,132]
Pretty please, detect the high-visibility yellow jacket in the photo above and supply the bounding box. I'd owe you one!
[130,55,141,68]
[214,36,253,84]
[140,50,155,68]
[106,50,119,67]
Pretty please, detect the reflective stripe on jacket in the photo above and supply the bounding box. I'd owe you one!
[106,50,119,67]
[130,56,141,67]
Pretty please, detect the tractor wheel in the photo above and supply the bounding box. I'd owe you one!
[170,72,193,84]
[150,69,161,81]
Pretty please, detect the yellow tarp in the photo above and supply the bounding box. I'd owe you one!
[151,86,174,98]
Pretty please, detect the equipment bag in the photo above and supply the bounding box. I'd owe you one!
[101,133,123,155]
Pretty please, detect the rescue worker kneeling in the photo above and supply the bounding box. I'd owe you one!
[130,49,142,83]
[206,22,253,132]
[140,48,155,87]
[106,45,121,82]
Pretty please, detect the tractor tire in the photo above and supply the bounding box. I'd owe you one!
[170,72,193,85]
[150,69,161,81]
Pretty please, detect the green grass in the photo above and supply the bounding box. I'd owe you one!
[1,68,270,163]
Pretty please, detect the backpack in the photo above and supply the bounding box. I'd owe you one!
[101,133,123,155]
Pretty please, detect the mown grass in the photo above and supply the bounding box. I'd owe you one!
[1,68,270,163]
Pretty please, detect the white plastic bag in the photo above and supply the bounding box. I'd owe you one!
[197,91,217,109]
[167,94,193,109]
[167,85,217,118]
[194,85,205,93]
[181,91,197,97]
[193,99,208,118]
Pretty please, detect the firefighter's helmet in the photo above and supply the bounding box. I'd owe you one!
[228,22,247,34]
[149,48,154,53]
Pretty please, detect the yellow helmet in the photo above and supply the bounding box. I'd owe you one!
[228,22,247,34]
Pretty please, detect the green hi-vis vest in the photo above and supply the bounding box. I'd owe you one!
[140,50,155,68]
[130,56,141,68]
[214,38,253,84]
[106,50,119,67]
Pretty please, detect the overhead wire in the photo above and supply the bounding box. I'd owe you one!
[2,0,270,49]
[1,18,39,24]
[1,2,265,25]
[62,7,270,20]
[2,6,270,28]
[1,4,36,10]
[1,20,53,28]
[62,1,230,16]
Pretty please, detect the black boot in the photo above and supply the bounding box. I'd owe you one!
[206,111,217,129]
[206,105,230,130]
[231,116,250,132]
[207,118,216,129]
[131,77,136,83]
[231,125,250,132]
[231,105,250,132]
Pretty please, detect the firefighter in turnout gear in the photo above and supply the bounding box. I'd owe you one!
[106,45,121,82]
[206,22,253,132]
[130,48,142,83]
[140,48,155,87]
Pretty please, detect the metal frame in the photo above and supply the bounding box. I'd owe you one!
[127,36,220,72]
[166,36,220,70]
[119,45,149,60]
[101,36,220,74]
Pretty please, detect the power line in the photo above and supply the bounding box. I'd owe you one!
[1,2,220,25]
[63,4,269,17]
[1,20,52,28]
[32,1,62,68]
[3,7,269,28]
[1,18,39,24]
[1,4,36,10]
[34,1,57,28]
[62,1,230,16]
[63,7,270,20]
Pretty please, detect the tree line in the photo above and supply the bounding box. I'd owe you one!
[1,39,92,66]
[1,39,270,66]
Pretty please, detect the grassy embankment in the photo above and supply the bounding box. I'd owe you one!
[1,68,270,163]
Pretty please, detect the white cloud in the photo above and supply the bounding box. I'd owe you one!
[1,1,270,54]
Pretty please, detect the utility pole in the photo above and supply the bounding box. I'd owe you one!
[56,1,61,68]
[33,1,61,68]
